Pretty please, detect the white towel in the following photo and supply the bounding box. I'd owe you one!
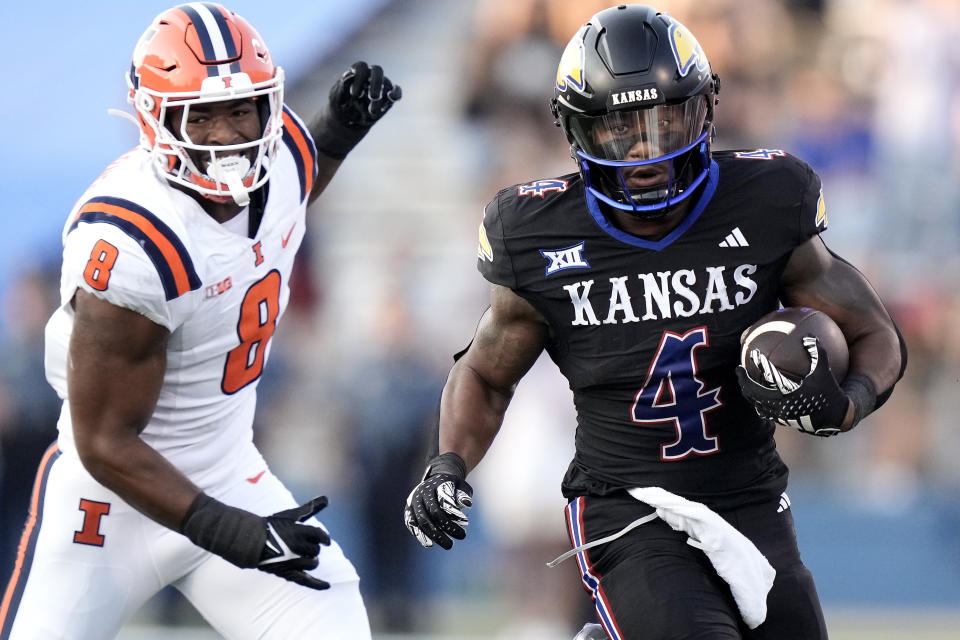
[628,487,776,629]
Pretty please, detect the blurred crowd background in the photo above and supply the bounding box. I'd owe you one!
[2,0,959,638]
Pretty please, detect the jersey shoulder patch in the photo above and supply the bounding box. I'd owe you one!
[495,173,581,228]
[516,178,570,198]
[477,173,584,289]
[476,188,516,288]
[731,148,787,160]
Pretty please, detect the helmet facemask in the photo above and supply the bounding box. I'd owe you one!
[566,95,712,218]
[129,69,285,207]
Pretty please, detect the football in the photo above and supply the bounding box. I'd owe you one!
[740,307,849,388]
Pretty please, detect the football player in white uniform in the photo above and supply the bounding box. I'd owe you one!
[0,3,399,639]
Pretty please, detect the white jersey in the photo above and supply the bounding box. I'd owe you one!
[8,108,368,639]
[44,105,318,490]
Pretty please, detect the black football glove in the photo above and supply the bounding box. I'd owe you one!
[311,61,401,159]
[257,497,332,589]
[404,452,473,550]
[330,61,402,127]
[736,336,850,437]
[181,493,332,590]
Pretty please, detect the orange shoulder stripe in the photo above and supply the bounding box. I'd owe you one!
[70,198,200,299]
[282,109,316,200]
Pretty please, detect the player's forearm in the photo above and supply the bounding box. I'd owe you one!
[75,430,200,530]
[846,324,903,394]
[438,360,512,473]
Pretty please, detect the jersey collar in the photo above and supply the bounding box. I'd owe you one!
[584,160,719,251]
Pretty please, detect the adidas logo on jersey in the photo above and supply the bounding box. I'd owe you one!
[719,227,749,248]
[777,493,791,513]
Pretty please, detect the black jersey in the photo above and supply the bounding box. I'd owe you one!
[478,150,828,510]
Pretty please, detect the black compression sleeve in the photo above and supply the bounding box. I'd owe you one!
[841,372,878,428]
[425,452,467,480]
[180,493,266,568]
[309,107,369,160]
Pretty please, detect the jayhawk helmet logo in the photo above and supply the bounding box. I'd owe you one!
[815,188,828,228]
[668,20,707,77]
[556,32,586,93]
[478,217,494,261]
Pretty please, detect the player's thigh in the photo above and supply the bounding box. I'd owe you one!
[177,554,370,640]
[592,551,743,640]
[571,495,743,640]
[178,470,369,639]
[213,467,362,587]
[730,496,828,640]
[2,448,170,640]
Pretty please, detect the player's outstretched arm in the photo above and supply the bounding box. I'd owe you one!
[69,291,331,589]
[775,236,906,429]
[404,284,549,549]
[307,61,401,204]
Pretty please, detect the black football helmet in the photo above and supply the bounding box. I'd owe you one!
[550,5,720,217]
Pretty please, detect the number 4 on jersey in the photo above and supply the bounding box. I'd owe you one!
[631,328,722,460]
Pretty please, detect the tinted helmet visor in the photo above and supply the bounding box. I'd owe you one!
[568,96,710,215]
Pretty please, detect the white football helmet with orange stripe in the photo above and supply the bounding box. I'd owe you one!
[126,2,284,206]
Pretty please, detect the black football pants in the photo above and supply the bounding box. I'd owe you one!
[564,491,828,640]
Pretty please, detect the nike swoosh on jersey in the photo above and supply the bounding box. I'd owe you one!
[281,223,296,248]
[246,470,266,484]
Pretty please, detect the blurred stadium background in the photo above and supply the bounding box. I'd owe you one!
[2,0,959,638]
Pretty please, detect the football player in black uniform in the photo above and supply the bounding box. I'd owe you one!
[404,5,906,640]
